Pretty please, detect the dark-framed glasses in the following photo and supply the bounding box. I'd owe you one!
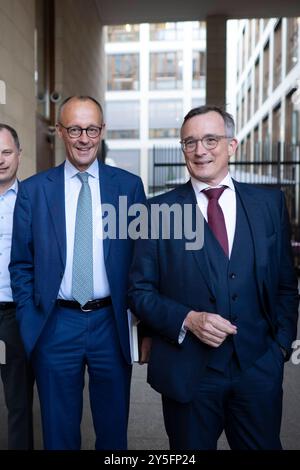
[180,135,232,152]
[59,123,103,138]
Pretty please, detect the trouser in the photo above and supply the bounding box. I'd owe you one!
[32,304,131,450]
[0,306,34,449]
[163,341,284,450]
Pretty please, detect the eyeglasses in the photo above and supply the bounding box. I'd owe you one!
[180,135,232,152]
[58,123,103,138]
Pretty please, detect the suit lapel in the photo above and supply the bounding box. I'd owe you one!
[98,162,120,262]
[177,181,215,296]
[43,163,66,266]
[234,181,268,296]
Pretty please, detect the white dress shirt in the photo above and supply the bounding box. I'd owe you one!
[0,179,18,301]
[190,173,237,257]
[58,159,110,300]
[179,173,237,343]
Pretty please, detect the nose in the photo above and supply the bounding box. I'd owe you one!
[78,130,89,143]
[195,139,207,154]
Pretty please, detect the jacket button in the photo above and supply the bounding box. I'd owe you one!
[230,273,236,279]
[209,296,216,303]
[232,294,238,301]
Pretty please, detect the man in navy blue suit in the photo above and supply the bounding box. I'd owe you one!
[129,105,299,449]
[9,96,146,450]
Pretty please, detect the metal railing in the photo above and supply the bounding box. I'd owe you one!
[151,143,300,272]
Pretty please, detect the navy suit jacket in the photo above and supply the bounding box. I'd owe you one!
[9,161,146,362]
[128,180,299,402]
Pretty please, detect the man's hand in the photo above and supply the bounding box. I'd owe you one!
[139,336,152,364]
[184,310,237,347]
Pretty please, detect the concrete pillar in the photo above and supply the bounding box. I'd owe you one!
[206,16,227,106]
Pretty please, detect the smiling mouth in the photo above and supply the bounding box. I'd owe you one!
[76,147,92,152]
[194,160,213,165]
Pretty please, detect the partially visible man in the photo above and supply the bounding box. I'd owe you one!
[129,105,299,449]
[0,124,33,449]
[9,96,147,450]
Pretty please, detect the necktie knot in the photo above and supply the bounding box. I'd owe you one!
[77,172,89,184]
[202,185,229,257]
[203,186,226,201]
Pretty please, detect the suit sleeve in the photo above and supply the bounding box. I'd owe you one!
[275,191,299,358]
[9,183,35,307]
[128,203,190,344]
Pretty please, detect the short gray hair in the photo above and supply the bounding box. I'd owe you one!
[57,95,104,123]
[182,105,235,137]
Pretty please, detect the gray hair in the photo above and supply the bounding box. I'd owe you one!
[182,105,235,137]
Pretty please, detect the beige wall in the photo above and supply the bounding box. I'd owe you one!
[0,0,105,175]
[54,0,105,164]
[0,0,36,179]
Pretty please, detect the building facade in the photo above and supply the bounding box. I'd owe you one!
[104,22,206,193]
[233,18,300,243]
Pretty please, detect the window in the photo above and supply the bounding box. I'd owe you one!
[192,98,205,109]
[192,21,206,40]
[106,24,139,42]
[192,51,206,89]
[106,149,140,176]
[149,23,184,41]
[106,101,140,139]
[150,52,183,90]
[254,59,260,111]
[262,116,270,162]
[149,100,182,138]
[107,54,139,91]
[263,42,270,102]
[273,20,282,90]
[287,18,299,73]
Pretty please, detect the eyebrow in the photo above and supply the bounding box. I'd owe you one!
[182,133,218,140]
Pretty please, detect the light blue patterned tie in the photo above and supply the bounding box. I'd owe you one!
[72,172,94,306]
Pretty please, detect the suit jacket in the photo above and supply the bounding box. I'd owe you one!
[9,161,146,362]
[128,180,299,402]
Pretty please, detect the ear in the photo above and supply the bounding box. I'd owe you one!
[100,123,106,139]
[228,138,238,158]
[56,123,63,138]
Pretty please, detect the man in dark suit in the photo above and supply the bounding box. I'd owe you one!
[9,96,146,450]
[128,105,299,449]
[0,124,33,449]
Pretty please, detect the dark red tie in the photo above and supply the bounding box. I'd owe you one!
[203,187,229,256]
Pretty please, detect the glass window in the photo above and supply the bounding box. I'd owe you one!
[254,59,260,112]
[106,149,140,176]
[149,23,185,41]
[106,101,140,139]
[150,52,183,90]
[273,20,282,90]
[106,24,139,42]
[192,21,206,40]
[192,98,205,109]
[287,18,299,73]
[107,54,139,91]
[192,51,206,89]
[263,42,270,102]
[254,19,260,46]
[149,100,182,138]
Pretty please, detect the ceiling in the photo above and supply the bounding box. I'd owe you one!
[96,0,300,25]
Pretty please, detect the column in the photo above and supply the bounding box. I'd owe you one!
[206,16,227,106]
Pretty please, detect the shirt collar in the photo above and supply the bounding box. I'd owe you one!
[0,178,18,197]
[191,173,235,194]
[65,158,99,180]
